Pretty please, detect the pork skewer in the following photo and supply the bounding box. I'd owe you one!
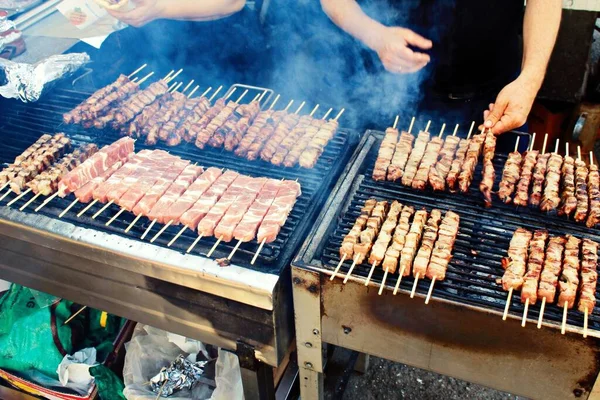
[428,124,460,191]
[383,205,416,293]
[369,201,403,292]
[246,100,293,161]
[397,209,428,283]
[260,102,305,161]
[579,238,598,338]
[424,210,460,304]
[539,139,563,212]
[372,116,399,181]
[353,200,389,283]
[530,133,550,207]
[536,235,567,329]
[458,130,486,193]
[411,209,442,298]
[586,152,600,228]
[479,128,497,207]
[402,121,431,187]
[412,124,445,190]
[519,229,548,326]
[298,109,343,169]
[558,235,581,334]
[386,117,416,182]
[446,122,474,192]
[234,95,281,158]
[513,132,539,207]
[501,228,533,321]
[283,109,332,167]
[498,137,522,204]
[574,146,589,222]
[558,143,577,217]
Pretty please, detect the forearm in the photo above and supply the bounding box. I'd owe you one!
[520,0,562,89]
[160,0,246,21]
[320,0,385,50]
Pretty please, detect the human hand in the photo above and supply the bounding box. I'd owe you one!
[107,0,166,27]
[481,76,539,135]
[373,26,432,74]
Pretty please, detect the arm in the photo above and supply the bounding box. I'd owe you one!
[321,0,432,74]
[109,0,246,27]
[484,0,562,134]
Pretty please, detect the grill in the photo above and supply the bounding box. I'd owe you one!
[297,130,600,335]
[0,80,358,274]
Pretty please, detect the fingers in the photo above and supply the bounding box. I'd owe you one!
[107,7,147,27]
[484,98,508,129]
[403,30,433,50]
[382,59,428,74]
[398,46,430,64]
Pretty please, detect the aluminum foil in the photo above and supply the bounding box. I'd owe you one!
[0,52,89,102]
[150,355,209,397]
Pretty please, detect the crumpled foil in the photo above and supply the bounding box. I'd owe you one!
[0,52,89,102]
[150,355,209,397]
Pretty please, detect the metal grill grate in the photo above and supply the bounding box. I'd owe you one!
[0,84,358,274]
[318,131,600,333]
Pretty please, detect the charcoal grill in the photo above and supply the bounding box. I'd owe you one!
[0,73,358,399]
[292,130,600,400]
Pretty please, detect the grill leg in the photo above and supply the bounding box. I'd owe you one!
[354,353,370,374]
[236,342,276,400]
[292,266,325,400]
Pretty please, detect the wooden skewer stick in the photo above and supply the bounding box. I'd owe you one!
[137,71,155,85]
[235,89,249,104]
[228,240,243,260]
[393,115,399,130]
[150,220,172,243]
[162,70,175,81]
[251,93,261,103]
[140,219,157,240]
[224,88,237,100]
[466,121,475,139]
[584,307,589,338]
[0,189,12,202]
[425,278,436,304]
[334,108,345,121]
[554,138,560,154]
[172,82,184,93]
[283,100,295,112]
[529,132,536,152]
[7,188,31,207]
[125,214,142,233]
[591,151,595,166]
[541,133,548,155]
[169,225,188,247]
[131,77,139,83]
[35,192,58,212]
[410,274,419,298]
[92,200,113,219]
[168,81,178,92]
[343,255,359,284]
[565,142,569,158]
[20,193,40,211]
[309,104,320,117]
[537,297,546,329]
[578,145,582,162]
[378,268,389,295]
[521,298,529,327]
[452,124,459,137]
[502,288,513,321]
[0,182,9,193]
[258,90,268,102]
[514,136,520,153]
[364,261,377,286]
[77,199,97,217]
[561,303,568,335]
[331,254,346,280]
[187,234,203,254]
[64,306,87,325]
[164,69,183,83]
[408,116,416,134]
[106,208,125,227]
[206,236,223,257]
[438,123,446,138]
[251,238,266,265]
[198,86,212,99]
[209,86,224,102]
[268,94,281,110]
[182,80,194,94]
[393,271,404,295]
[187,85,200,98]
[424,120,432,133]
[294,101,306,115]
[322,108,333,120]
[128,63,148,78]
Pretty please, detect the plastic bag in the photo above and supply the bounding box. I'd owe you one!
[123,325,243,400]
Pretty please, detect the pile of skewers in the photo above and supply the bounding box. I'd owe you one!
[498,133,600,228]
[1,135,301,263]
[501,227,598,337]
[330,197,460,301]
[63,65,344,169]
[373,117,496,207]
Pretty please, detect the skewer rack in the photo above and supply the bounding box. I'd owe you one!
[292,130,600,400]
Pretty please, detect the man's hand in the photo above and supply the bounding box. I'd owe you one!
[108,0,165,27]
[482,75,539,135]
[373,27,432,74]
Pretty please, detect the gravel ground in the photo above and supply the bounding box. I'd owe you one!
[324,348,521,400]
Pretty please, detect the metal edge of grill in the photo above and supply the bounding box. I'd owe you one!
[292,130,600,338]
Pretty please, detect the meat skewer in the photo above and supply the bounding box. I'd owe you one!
[513,132,539,207]
[195,89,244,149]
[458,130,486,193]
[498,137,522,204]
[579,238,598,338]
[372,116,399,181]
[402,121,431,187]
[412,124,445,190]
[479,128,497,207]
[411,209,442,298]
[246,100,294,161]
[558,235,581,334]
[530,133,550,207]
[540,139,563,212]
[261,102,304,161]
[398,209,428,281]
[283,109,332,167]
[298,109,343,169]
[575,146,589,222]
[383,205,415,292]
[368,201,403,292]
[235,95,280,158]
[586,152,600,228]
[536,235,567,329]
[520,229,548,321]
[270,104,319,166]
[501,228,533,321]
[386,117,416,182]
[351,200,388,282]
[558,143,577,217]
[424,210,460,304]
[428,124,460,191]
[446,122,474,192]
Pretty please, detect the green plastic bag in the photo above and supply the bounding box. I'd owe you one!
[0,285,73,379]
[90,365,127,400]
